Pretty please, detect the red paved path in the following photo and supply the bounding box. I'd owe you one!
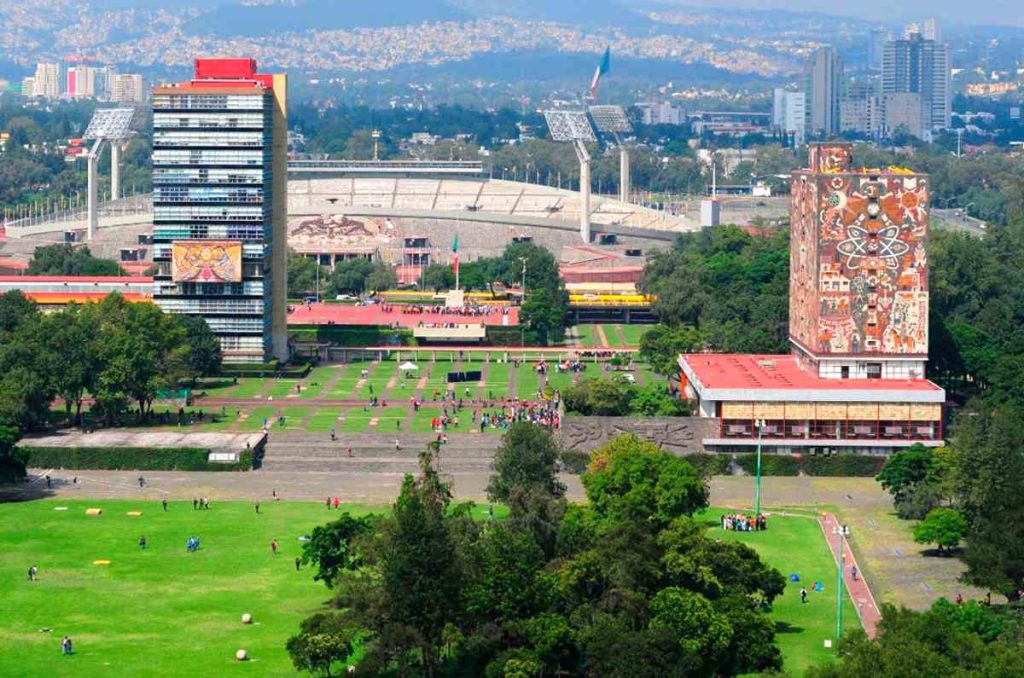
[819,512,882,638]
[288,303,518,327]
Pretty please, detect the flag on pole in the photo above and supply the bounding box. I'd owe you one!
[590,46,611,99]
[452,233,460,282]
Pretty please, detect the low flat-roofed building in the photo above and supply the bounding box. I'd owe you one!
[0,275,154,309]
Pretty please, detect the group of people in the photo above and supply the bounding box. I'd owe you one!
[477,400,560,431]
[400,304,506,317]
[192,497,212,510]
[721,513,768,532]
[185,536,201,552]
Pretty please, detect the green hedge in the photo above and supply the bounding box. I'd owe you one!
[290,325,413,347]
[801,454,886,477]
[681,454,732,477]
[734,454,801,476]
[486,326,528,347]
[23,446,255,472]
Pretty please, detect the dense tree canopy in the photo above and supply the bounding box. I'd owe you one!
[27,244,124,276]
[290,430,782,676]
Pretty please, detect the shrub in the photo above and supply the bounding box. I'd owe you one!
[802,454,886,477]
[681,454,732,477]
[22,446,257,471]
[734,454,800,476]
[559,449,590,475]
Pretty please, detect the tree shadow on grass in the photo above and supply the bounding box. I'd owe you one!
[775,621,805,634]
[917,546,963,558]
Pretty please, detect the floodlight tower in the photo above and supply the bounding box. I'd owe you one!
[543,110,597,242]
[588,105,632,203]
[82,108,135,240]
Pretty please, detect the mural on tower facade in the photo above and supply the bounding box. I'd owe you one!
[790,148,929,356]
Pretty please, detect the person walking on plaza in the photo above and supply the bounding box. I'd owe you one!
[851,565,858,581]
[325,496,331,510]
[800,587,808,604]
[139,535,147,550]
[61,635,73,656]
[332,497,339,509]
[28,565,38,581]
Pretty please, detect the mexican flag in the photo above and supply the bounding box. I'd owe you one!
[590,46,611,99]
[452,233,459,278]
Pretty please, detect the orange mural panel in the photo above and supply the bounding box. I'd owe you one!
[171,241,243,283]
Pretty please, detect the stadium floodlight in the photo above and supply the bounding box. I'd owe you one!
[83,108,136,140]
[83,108,136,240]
[543,110,596,242]
[543,110,596,143]
[588,105,631,134]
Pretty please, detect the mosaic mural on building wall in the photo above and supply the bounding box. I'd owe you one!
[790,146,929,357]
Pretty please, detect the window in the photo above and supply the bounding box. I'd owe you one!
[866,363,882,379]
[841,366,849,379]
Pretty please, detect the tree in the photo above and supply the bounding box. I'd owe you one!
[365,264,398,295]
[286,612,355,677]
[40,306,100,424]
[487,423,565,504]
[520,286,569,346]
[27,243,123,276]
[421,263,455,292]
[288,249,322,297]
[302,513,373,588]
[0,424,25,483]
[327,259,373,296]
[638,324,705,375]
[583,435,709,526]
[632,383,688,416]
[649,587,733,674]
[914,508,967,553]
[876,444,945,518]
[179,315,222,382]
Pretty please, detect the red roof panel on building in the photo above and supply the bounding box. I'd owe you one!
[680,353,942,393]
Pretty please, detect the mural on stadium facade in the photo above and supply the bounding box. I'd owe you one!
[171,240,242,283]
[790,162,929,356]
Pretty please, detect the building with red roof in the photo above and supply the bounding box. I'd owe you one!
[678,143,944,455]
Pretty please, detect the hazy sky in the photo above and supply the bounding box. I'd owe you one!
[669,0,1024,27]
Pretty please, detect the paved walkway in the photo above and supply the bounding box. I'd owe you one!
[820,512,882,638]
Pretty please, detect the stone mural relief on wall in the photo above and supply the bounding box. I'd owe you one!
[558,417,714,455]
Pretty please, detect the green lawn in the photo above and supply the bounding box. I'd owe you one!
[515,362,542,399]
[574,324,601,347]
[322,362,374,399]
[698,509,859,676]
[618,324,649,348]
[306,408,343,433]
[229,378,269,400]
[237,406,276,432]
[481,362,511,401]
[0,500,856,676]
[0,499,503,677]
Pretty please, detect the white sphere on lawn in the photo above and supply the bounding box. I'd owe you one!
[241,613,253,624]
[236,649,248,661]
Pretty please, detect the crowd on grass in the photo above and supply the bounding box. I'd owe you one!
[721,513,768,531]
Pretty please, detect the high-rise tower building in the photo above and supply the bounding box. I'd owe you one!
[67,65,97,98]
[804,47,843,138]
[678,143,943,455]
[151,58,289,363]
[789,142,930,378]
[882,30,951,135]
[868,29,887,71]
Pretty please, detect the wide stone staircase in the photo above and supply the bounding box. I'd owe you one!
[260,431,501,477]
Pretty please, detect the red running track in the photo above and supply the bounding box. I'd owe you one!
[287,303,519,328]
[819,512,882,638]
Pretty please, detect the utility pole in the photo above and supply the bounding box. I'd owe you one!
[833,524,851,648]
[754,418,765,517]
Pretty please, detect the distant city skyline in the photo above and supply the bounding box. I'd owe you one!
[673,0,1024,27]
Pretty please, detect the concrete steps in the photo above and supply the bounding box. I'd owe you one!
[261,431,501,474]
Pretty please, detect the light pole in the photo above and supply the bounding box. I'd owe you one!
[754,418,765,517]
[833,523,851,647]
[519,257,528,347]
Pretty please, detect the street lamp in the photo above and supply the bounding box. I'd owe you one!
[519,257,528,347]
[833,523,851,647]
[754,418,765,516]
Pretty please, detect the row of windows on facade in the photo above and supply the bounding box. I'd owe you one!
[154,205,268,221]
[152,230,269,244]
[153,298,266,315]
[153,168,264,185]
[217,335,268,351]
[153,150,269,167]
[153,279,265,295]
[152,94,268,111]
[154,187,264,204]
[153,132,266,148]
[153,113,267,129]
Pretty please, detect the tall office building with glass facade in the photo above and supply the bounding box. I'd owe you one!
[151,59,288,363]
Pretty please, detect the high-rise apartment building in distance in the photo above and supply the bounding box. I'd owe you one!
[67,65,97,98]
[804,47,843,138]
[868,28,887,71]
[882,24,951,137]
[21,77,35,97]
[840,77,883,137]
[112,74,145,104]
[32,63,61,98]
[772,88,807,145]
[151,58,289,363]
[635,101,682,126]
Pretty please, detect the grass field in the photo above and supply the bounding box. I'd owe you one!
[0,500,857,677]
[698,508,859,676]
